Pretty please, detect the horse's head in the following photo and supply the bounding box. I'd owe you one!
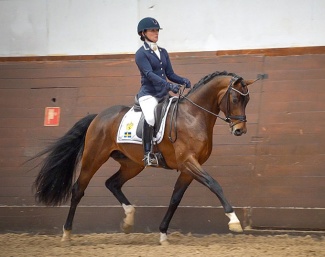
[182,71,261,137]
[219,77,256,136]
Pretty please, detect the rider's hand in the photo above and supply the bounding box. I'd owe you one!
[169,83,180,94]
[183,78,191,88]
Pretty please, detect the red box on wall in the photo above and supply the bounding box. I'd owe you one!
[44,107,60,126]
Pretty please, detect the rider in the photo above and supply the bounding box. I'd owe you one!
[135,17,191,167]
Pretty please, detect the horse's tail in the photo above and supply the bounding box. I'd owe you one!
[33,114,97,206]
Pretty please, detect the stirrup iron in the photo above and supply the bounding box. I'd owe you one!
[143,152,159,167]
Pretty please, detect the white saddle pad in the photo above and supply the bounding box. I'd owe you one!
[116,97,176,144]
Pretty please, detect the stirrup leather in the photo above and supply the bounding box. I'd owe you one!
[143,152,159,167]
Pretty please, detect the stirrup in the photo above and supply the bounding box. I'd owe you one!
[143,152,159,167]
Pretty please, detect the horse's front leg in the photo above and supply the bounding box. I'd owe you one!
[159,172,193,245]
[181,155,243,233]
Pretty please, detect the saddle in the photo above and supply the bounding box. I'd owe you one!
[134,95,175,138]
[133,95,178,169]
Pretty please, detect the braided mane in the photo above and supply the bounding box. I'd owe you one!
[183,71,238,98]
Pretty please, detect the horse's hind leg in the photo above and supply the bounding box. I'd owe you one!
[62,172,100,241]
[61,180,84,241]
[62,148,112,241]
[105,154,144,234]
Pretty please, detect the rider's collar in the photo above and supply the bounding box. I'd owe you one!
[144,41,158,51]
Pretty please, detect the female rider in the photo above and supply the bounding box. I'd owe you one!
[135,17,191,166]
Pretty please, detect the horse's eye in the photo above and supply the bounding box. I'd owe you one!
[232,97,239,104]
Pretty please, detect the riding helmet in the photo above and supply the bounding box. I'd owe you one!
[137,17,162,35]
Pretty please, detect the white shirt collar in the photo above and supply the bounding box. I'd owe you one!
[144,41,161,59]
[145,41,158,51]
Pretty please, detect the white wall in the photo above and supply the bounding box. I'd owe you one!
[0,0,324,57]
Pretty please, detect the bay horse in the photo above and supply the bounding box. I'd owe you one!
[33,71,257,245]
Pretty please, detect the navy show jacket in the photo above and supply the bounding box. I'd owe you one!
[135,42,184,99]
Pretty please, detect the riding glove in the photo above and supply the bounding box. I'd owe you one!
[183,78,191,88]
[169,83,180,93]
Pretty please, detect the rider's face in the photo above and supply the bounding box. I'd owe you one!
[144,29,159,43]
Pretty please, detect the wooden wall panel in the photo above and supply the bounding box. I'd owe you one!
[0,52,324,233]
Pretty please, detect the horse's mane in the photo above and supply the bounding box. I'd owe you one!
[183,70,238,98]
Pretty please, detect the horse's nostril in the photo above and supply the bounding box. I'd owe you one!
[234,129,243,136]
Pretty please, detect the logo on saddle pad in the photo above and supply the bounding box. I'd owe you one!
[123,122,134,138]
[117,97,177,144]
[126,122,134,130]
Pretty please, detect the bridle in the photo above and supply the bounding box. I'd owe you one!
[168,75,249,142]
[182,75,249,126]
[222,76,249,127]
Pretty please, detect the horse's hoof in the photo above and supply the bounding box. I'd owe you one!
[160,240,169,246]
[229,222,243,233]
[61,228,72,242]
[120,221,133,234]
[61,237,70,242]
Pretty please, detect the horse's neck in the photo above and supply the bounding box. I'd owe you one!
[189,79,225,113]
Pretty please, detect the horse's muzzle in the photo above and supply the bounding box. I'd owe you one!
[230,122,247,136]
[233,128,246,136]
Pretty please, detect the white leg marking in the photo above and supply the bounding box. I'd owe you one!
[226,212,243,232]
[226,212,240,224]
[61,225,71,241]
[121,204,135,233]
[122,204,135,226]
[159,232,169,245]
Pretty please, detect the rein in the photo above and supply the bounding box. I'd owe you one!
[168,76,249,142]
[182,96,230,123]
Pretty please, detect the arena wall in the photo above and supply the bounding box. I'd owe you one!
[0,48,324,234]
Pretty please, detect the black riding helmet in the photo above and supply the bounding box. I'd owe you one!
[137,17,162,41]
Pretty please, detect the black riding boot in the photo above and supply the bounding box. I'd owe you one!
[142,120,158,167]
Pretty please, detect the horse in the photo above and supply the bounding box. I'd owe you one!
[33,71,258,245]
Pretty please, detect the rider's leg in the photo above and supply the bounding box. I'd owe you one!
[138,95,158,166]
[142,120,157,166]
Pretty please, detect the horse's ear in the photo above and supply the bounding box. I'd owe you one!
[244,79,256,86]
[245,74,268,86]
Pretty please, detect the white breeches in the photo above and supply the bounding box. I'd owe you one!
[138,95,158,126]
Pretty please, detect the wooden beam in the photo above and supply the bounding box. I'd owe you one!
[1,46,324,62]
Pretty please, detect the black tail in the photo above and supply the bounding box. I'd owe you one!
[33,114,97,206]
